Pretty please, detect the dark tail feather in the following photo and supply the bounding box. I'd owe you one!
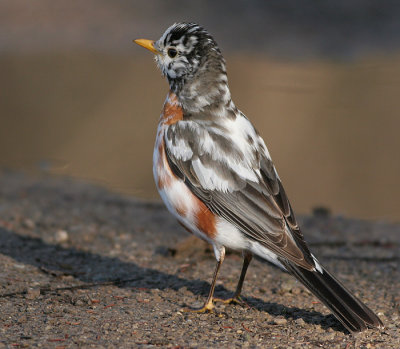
[281,259,383,332]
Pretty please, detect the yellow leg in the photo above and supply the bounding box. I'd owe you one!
[214,251,252,306]
[183,248,225,313]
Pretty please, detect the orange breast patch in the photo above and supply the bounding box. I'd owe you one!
[162,92,183,125]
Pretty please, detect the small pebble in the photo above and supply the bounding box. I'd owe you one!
[273,317,287,325]
[292,287,302,295]
[75,299,85,306]
[22,218,35,229]
[25,287,40,300]
[55,229,69,243]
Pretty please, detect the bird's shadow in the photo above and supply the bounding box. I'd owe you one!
[0,227,347,333]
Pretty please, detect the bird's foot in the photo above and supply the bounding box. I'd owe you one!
[213,295,249,307]
[182,299,215,313]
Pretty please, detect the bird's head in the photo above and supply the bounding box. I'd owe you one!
[134,23,230,111]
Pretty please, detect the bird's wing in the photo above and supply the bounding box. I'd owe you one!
[164,117,315,270]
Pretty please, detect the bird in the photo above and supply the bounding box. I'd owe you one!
[134,22,383,333]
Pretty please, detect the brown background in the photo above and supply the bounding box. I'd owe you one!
[1,1,400,221]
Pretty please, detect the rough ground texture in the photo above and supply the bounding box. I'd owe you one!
[0,171,399,348]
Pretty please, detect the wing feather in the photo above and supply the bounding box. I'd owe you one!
[165,119,315,270]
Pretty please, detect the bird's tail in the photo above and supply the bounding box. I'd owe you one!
[280,259,383,332]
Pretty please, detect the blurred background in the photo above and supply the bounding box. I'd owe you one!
[1,1,400,222]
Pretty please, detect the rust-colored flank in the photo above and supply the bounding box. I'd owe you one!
[194,200,217,239]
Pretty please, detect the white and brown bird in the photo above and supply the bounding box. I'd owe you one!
[134,22,383,332]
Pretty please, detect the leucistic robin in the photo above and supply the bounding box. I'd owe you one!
[134,22,383,332]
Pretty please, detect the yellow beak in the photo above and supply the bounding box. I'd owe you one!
[133,39,160,55]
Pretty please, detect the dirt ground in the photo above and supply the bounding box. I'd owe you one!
[0,171,399,348]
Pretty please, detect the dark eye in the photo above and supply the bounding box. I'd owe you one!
[167,48,177,58]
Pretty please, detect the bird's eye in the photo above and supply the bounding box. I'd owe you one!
[167,48,177,58]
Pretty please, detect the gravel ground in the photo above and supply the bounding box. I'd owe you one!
[0,170,399,348]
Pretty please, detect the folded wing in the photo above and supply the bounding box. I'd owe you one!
[164,118,315,270]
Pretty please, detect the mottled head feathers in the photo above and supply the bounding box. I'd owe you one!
[154,23,230,112]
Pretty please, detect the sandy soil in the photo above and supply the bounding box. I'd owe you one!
[0,171,399,348]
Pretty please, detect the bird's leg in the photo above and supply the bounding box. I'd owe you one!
[214,251,253,306]
[183,248,225,313]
